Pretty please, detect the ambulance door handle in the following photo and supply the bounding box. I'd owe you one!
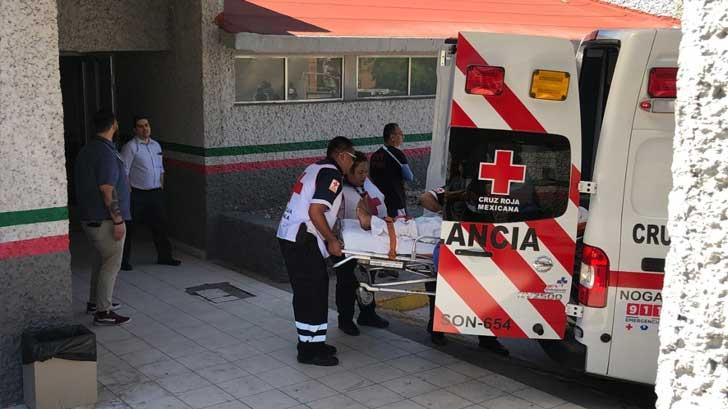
[454,249,493,258]
[641,258,665,272]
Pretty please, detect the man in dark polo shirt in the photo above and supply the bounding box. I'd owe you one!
[74,110,131,326]
[369,123,414,217]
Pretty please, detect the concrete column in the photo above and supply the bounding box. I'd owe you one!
[0,0,71,406]
[656,1,728,408]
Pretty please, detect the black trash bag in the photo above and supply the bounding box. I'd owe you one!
[22,325,97,364]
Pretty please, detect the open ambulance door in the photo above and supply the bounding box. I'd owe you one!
[433,32,582,340]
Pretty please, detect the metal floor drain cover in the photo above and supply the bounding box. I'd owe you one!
[185,282,255,303]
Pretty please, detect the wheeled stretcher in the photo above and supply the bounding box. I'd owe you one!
[333,217,441,305]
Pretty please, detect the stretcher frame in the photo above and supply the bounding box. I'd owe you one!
[334,235,440,305]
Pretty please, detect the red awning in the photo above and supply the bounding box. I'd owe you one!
[217,0,679,40]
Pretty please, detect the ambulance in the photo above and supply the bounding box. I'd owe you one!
[425,28,679,384]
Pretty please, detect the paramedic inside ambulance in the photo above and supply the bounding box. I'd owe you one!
[333,151,390,336]
[419,186,510,355]
[370,123,414,217]
[277,136,355,367]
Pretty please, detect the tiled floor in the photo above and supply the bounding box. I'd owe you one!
[63,254,587,409]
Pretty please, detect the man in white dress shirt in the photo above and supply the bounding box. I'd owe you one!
[120,115,180,270]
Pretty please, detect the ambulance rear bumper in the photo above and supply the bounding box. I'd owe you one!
[539,323,587,371]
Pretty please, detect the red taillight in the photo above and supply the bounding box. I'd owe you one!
[578,244,610,308]
[465,65,505,96]
[648,67,678,98]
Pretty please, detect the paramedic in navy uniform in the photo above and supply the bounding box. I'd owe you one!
[277,137,356,366]
[369,123,414,217]
[120,115,180,270]
[334,151,390,336]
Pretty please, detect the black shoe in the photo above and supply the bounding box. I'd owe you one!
[121,263,133,271]
[357,313,389,329]
[86,302,121,314]
[321,343,337,356]
[431,332,448,346]
[157,258,181,266]
[478,336,509,356]
[94,310,131,326]
[338,319,360,336]
[297,352,339,366]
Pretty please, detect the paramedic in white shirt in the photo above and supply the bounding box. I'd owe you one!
[334,151,390,336]
[277,137,355,367]
[120,116,180,270]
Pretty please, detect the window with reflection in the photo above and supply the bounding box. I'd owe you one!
[443,128,571,223]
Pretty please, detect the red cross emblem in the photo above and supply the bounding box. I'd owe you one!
[625,324,633,331]
[478,150,526,196]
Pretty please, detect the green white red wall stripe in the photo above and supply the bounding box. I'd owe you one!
[0,206,69,260]
[161,134,433,175]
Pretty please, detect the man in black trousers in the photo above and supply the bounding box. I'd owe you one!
[277,137,356,366]
[120,115,180,270]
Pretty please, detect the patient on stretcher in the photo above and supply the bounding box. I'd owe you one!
[354,202,418,238]
[341,200,441,257]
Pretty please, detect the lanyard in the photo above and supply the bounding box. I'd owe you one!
[381,145,404,168]
[354,186,368,198]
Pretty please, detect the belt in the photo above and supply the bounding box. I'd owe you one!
[85,222,102,228]
[132,187,162,192]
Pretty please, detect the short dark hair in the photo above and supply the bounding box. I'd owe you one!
[352,150,368,168]
[94,110,116,134]
[326,136,354,158]
[383,123,399,141]
[133,115,150,128]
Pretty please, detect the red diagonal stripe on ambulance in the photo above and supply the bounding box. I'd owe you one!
[570,165,581,206]
[438,245,527,337]
[455,34,546,134]
[462,223,566,337]
[526,219,576,274]
[451,100,477,128]
[434,306,461,334]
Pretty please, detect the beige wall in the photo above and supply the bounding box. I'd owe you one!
[58,0,170,52]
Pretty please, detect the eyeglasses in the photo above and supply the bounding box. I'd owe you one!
[342,151,356,159]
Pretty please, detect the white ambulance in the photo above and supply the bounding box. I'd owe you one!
[425,28,679,384]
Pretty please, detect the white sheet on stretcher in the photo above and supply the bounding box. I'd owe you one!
[341,216,442,256]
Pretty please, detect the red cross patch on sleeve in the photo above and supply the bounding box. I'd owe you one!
[329,179,341,193]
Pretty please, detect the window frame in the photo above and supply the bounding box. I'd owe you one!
[355,55,437,100]
[233,55,345,105]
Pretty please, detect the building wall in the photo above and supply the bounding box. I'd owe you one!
[53,0,437,253]
[58,0,170,52]
[0,1,71,406]
[656,0,727,407]
[155,1,435,252]
[112,1,208,249]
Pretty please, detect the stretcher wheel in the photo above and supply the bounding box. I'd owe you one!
[356,287,375,306]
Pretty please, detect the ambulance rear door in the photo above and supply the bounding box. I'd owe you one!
[434,32,581,340]
[607,29,680,384]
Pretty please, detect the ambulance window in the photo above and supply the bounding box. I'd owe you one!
[579,42,619,189]
[444,128,571,223]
